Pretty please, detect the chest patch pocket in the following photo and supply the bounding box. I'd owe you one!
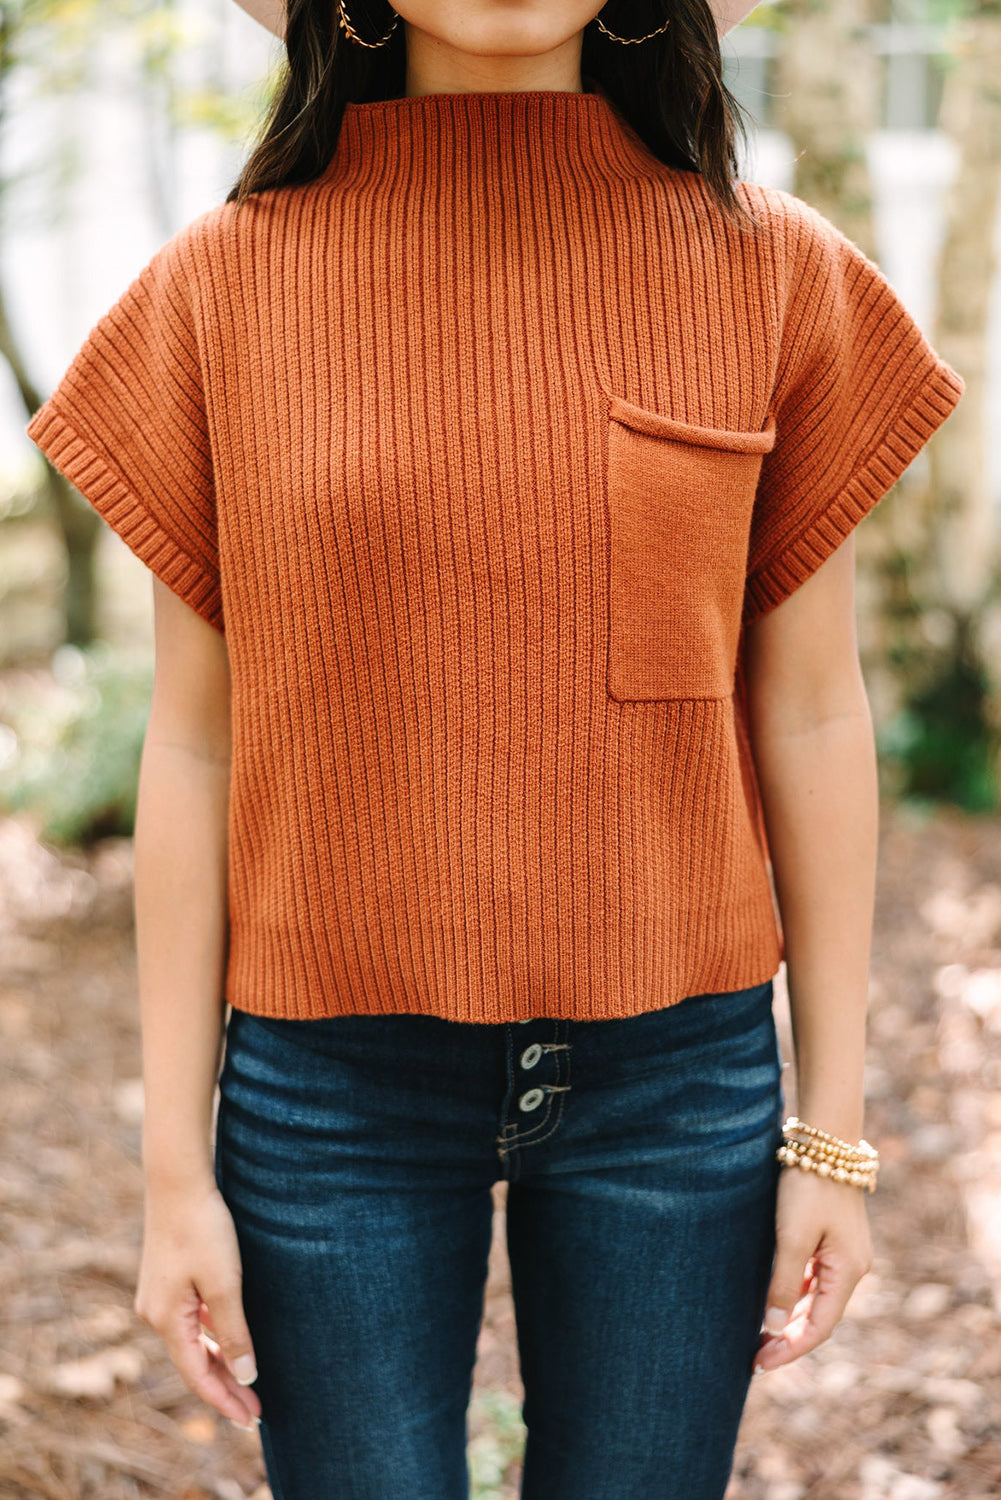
[602,388,777,702]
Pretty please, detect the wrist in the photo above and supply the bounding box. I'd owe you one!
[787,1098,866,1142]
[142,1138,216,1192]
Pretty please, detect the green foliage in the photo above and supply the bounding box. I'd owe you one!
[468,1388,526,1499]
[0,643,152,846]
[922,0,977,26]
[877,631,1001,812]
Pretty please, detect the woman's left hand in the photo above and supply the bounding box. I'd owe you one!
[753,1165,874,1373]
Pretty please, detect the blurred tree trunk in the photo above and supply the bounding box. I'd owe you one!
[772,0,999,806]
[3,298,101,648]
[924,2,1001,785]
[772,0,879,255]
[870,4,1001,806]
[0,3,101,648]
[771,0,902,727]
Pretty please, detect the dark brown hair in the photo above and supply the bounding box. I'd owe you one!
[224,0,761,232]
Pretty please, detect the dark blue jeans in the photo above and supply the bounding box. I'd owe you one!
[213,978,785,1500]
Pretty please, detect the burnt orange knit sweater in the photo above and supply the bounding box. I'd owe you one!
[26,86,964,1023]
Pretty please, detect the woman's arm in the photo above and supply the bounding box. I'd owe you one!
[131,578,262,1428]
[136,577,232,1188]
[742,532,876,1143]
[741,533,876,1373]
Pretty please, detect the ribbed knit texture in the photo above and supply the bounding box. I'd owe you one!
[26,86,964,1022]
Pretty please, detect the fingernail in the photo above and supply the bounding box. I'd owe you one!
[763,1305,786,1334]
[233,1354,258,1385]
[230,1417,257,1432]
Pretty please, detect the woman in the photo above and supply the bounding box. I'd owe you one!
[26,2,963,1496]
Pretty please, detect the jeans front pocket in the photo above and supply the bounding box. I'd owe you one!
[601,386,777,702]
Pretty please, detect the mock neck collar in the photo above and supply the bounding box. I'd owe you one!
[327,81,660,190]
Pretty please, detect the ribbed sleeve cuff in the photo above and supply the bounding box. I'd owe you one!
[27,400,224,634]
[742,353,964,627]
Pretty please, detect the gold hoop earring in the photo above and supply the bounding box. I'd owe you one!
[590,4,671,43]
[336,0,400,48]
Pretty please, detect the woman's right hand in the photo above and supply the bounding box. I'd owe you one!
[133,1175,263,1430]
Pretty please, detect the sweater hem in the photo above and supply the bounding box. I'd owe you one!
[223,941,785,1024]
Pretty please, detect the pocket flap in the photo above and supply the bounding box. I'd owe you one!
[608,393,777,454]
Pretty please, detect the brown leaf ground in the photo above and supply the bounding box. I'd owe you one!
[0,799,999,1500]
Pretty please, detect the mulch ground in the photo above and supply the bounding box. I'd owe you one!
[0,797,999,1500]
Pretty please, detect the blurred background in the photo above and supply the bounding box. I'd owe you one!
[2,0,1000,1497]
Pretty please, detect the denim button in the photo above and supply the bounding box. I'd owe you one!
[517,1018,534,1024]
[519,1088,545,1111]
[520,1043,543,1069]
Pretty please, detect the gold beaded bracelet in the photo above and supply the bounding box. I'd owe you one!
[775,1115,880,1193]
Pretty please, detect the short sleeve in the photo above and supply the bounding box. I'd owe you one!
[25,226,224,634]
[742,192,965,627]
